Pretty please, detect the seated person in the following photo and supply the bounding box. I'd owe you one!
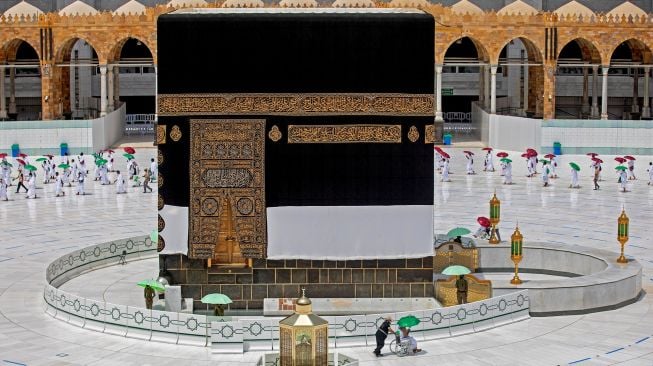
[399,327,421,354]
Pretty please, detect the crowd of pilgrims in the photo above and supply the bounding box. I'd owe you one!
[0,150,156,200]
[435,147,653,193]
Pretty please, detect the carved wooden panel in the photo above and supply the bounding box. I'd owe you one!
[189,119,266,259]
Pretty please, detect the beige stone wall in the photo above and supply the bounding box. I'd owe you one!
[0,4,651,119]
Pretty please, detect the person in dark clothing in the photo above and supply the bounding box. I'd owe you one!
[456,275,468,304]
[14,172,28,193]
[373,317,393,357]
[453,236,462,244]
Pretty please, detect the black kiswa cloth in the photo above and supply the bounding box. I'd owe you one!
[157,9,434,94]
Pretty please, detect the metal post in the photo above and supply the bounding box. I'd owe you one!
[490,66,497,114]
[435,65,443,122]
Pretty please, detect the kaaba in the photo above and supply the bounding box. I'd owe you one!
[157,8,436,310]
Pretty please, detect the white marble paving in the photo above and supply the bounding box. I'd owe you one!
[0,146,652,365]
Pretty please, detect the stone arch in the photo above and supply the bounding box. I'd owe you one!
[54,36,101,64]
[442,35,490,63]
[494,36,544,64]
[2,38,41,61]
[608,38,653,65]
[107,36,155,64]
[557,37,602,65]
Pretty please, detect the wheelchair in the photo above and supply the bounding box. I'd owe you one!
[389,336,412,357]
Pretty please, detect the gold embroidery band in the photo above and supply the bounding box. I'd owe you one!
[287,125,402,144]
[425,124,436,144]
[158,93,434,116]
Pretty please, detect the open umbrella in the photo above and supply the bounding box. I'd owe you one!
[614,157,627,164]
[526,148,537,155]
[496,152,509,158]
[615,165,627,171]
[35,157,48,162]
[624,156,636,161]
[1,161,13,167]
[569,162,580,171]
[123,153,134,160]
[586,152,598,157]
[442,265,471,276]
[92,153,101,160]
[96,159,108,166]
[440,151,451,159]
[0,153,7,158]
[447,227,471,238]
[16,158,25,166]
[463,151,474,155]
[24,164,37,171]
[137,279,166,292]
[58,163,70,169]
[44,154,54,158]
[520,153,529,158]
[397,315,421,328]
[477,216,490,228]
[539,159,549,165]
[201,293,233,305]
[544,154,556,159]
[482,147,493,151]
[434,146,444,154]
[592,157,604,164]
[500,158,512,163]
[105,149,115,154]
[18,153,27,158]
[123,147,136,154]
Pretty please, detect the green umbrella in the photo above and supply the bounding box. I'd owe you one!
[446,227,471,238]
[96,158,108,166]
[137,279,166,292]
[442,265,471,276]
[500,158,512,163]
[397,315,420,328]
[615,165,627,171]
[92,153,101,159]
[1,161,13,167]
[123,153,134,160]
[36,157,48,162]
[540,159,549,164]
[569,162,580,171]
[201,293,233,305]
[58,163,70,169]
[24,164,37,171]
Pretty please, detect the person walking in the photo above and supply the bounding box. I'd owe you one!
[619,169,628,192]
[570,167,580,188]
[593,164,600,190]
[456,275,468,304]
[542,161,550,187]
[627,158,636,180]
[441,158,451,182]
[150,158,157,181]
[373,317,394,357]
[26,172,37,199]
[0,177,8,201]
[648,162,653,186]
[115,170,126,194]
[143,168,153,193]
[465,153,475,175]
[76,171,85,195]
[144,285,155,310]
[503,161,513,185]
[54,172,65,197]
[14,171,28,193]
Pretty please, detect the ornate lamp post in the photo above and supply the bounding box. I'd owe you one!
[279,289,328,366]
[617,209,629,264]
[510,225,523,285]
[489,192,501,244]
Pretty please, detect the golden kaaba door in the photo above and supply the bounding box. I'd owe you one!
[189,119,267,261]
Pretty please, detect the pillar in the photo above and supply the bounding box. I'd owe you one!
[542,62,556,119]
[107,66,114,112]
[484,65,491,109]
[642,67,650,118]
[591,65,599,118]
[479,65,485,105]
[522,63,529,115]
[435,65,443,121]
[581,67,589,115]
[99,65,107,117]
[113,65,120,108]
[9,66,16,114]
[631,67,639,113]
[490,66,497,113]
[601,66,609,120]
[0,67,6,119]
[154,65,158,121]
[40,65,63,120]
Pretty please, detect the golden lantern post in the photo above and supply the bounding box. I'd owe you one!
[489,192,501,244]
[279,289,328,366]
[510,225,523,285]
[617,208,629,264]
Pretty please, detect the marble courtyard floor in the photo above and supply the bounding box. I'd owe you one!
[0,147,652,365]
